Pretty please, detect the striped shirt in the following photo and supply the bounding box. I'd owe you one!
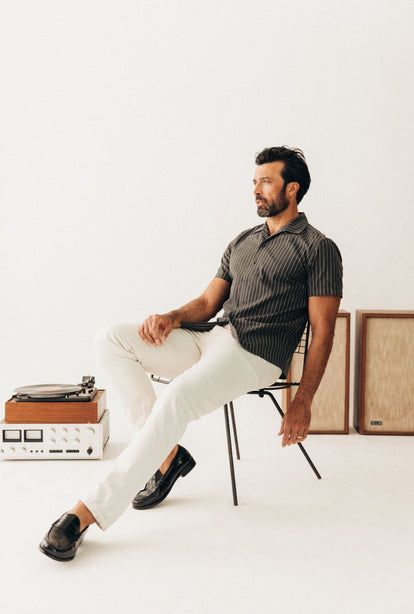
[182,213,342,374]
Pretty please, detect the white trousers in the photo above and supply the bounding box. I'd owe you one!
[81,323,281,530]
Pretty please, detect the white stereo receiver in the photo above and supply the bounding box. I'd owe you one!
[0,410,110,460]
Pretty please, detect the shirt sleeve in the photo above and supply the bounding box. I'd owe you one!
[215,241,233,282]
[307,238,343,297]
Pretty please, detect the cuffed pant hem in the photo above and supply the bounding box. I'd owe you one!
[80,498,110,531]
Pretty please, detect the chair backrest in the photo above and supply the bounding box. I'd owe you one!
[279,321,310,381]
[296,320,310,363]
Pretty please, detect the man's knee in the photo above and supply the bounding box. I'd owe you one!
[94,323,136,356]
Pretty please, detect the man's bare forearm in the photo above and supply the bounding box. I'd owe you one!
[139,278,230,345]
[164,278,230,328]
[294,329,335,404]
[278,327,336,447]
[165,296,216,328]
[278,295,340,446]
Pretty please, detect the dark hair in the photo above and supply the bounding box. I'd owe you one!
[255,146,311,204]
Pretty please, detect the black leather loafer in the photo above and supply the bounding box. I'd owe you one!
[39,513,88,561]
[132,445,196,510]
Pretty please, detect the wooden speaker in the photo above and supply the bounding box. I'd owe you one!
[282,310,350,434]
[354,310,414,435]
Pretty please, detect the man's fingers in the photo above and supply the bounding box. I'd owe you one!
[282,428,291,447]
[160,327,172,343]
[287,430,308,446]
[138,321,150,343]
[279,422,309,446]
[143,319,159,344]
[158,320,173,344]
[279,418,293,447]
[139,315,173,345]
[289,433,299,446]
[279,403,311,447]
[149,322,162,345]
[141,321,152,343]
[285,432,297,446]
[297,425,310,442]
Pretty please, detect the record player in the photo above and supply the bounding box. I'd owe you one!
[1,376,110,460]
[5,376,106,424]
[13,375,97,402]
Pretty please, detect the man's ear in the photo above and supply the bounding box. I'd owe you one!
[287,182,300,199]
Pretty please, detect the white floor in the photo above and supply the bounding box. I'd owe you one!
[1,394,413,614]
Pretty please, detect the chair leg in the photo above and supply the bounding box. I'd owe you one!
[263,391,322,480]
[223,403,238,506]
[229,401,241,460]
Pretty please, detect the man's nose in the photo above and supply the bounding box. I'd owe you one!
[253,184,260,196]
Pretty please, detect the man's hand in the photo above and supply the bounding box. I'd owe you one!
[278,396,311,447]
[138,313,178,346]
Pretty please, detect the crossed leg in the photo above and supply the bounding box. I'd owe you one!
[76,323,281,530]
[68,322,204,529]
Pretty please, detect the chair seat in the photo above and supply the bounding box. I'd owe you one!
[248,379,301,392]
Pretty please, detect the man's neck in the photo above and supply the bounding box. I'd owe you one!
[265,204,299,235]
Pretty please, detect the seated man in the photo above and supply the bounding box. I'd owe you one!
[39,145,342,561]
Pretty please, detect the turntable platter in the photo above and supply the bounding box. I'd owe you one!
[14,384,83,399]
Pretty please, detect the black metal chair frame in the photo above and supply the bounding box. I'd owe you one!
[151,322,321,507]
[223,322,321,506]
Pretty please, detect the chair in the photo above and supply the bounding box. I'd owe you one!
[223,322,321,506]
[151,322,321,507]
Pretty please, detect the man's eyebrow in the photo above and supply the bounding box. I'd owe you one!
[253,176,272,183]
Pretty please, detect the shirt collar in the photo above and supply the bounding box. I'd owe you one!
[253,212,309,238]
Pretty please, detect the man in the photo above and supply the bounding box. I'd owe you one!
[39,146,342,561]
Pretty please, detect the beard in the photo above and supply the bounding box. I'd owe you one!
[256,186,289,218]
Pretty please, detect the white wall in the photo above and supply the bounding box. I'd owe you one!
[1,0,413,423]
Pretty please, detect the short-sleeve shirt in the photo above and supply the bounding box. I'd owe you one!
[182,213,342,374]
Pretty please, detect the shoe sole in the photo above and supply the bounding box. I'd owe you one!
[132,458,196,510]
[39,544,76,562]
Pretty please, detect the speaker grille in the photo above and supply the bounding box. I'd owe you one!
[364,316,414,432]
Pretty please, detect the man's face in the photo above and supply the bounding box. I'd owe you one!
[253,161,289,218]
